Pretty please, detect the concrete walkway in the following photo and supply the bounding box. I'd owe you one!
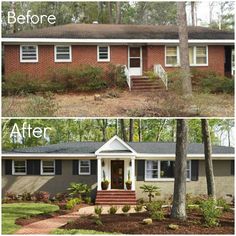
[15,205,141,234]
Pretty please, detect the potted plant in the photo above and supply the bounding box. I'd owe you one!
[125,170,132,190]
[101,171,109,190]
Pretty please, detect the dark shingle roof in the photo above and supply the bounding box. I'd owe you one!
[4,141,234,155]
[3,24,234,40]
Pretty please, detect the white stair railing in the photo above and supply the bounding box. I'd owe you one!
[154,64,168,90]
[124,65,131,91]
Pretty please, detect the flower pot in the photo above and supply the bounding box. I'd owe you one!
[126,182,132,190]
[101,181,109,190]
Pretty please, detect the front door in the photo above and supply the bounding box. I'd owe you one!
[111,160,124,189]
[129,46,142,76]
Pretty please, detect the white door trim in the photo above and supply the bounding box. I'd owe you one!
[128,46,142,76]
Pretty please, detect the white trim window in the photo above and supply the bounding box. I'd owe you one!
[97,46,110,62]
[20,45,38,63]
[165,45,208,66]
[79,160,91,175]
[165,46,179,66]
[12,160,26,175]
[41,160,55,175]
[54,45,72,62]
[145,160,191,181]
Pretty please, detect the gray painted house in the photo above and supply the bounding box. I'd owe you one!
[2,136,234,204]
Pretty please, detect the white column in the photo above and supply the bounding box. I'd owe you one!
[97,157,102,190]
[131,157,135,190]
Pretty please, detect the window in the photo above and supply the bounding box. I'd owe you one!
[145,160,158,180]
[165,46,179,66]
[20,45,38,62]
[13,160,26,175]
[54,45,72,62]
[195,46,207,65]
[145,160,191,180]
[41,160,55,175]
[165,45,208,66]
[97,46,110,62]
[79,160,91,175]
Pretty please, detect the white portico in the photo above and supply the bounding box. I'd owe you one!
[95,136,136,191]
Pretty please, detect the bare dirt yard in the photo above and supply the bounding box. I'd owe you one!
[2,89,234,117]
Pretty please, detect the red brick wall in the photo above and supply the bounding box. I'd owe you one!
[4,44,225,78]
[145,45,225,75]
[4,45,128,78]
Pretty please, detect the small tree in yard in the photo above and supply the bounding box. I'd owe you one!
[140,184,160,202]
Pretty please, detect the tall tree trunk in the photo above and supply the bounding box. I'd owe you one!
[156,119,167,142]
[191,2,196,26]
[101,119,107,142]
[108,2,113,23]
[201,119,216,199]
[177,2,192,97]
[171,119,187,221]
[129,119,134,142]
[120,119,127,142]
[115,2,121,24]
[10,1,17,33]
[138,119,142,142]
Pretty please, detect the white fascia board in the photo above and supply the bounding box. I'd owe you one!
[2,38,235,45]
[2,154,96,158]
[136,153,234,159]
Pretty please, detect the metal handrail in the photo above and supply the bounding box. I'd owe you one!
[154,64,168,90]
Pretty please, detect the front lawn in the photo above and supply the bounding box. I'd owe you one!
[2,90,234,117]
[52,229,115,234]
[2,203,59,234]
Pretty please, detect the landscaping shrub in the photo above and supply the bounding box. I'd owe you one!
[84,197,91,204]
[55,192,68,202]
[137,198,145,205]
[24,93,59,117]
[107,64,128,88]
[199,198,222,227]
[5,192,18,201]
[34,191,50,203]
[2,73,43,95]
[21,192,33,201]
[122,205,131,214]
[94,206,103,216]
[108,206,118,215]
[67,182,91,199]
[217,198,231,212]
[134,205,143,212]
[140,184,161,202]
[66,198,82,210]
[145,201,165,221]
[48,65,107,92]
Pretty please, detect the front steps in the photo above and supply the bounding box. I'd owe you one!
[95,190,137,205]
[131,76,164,91]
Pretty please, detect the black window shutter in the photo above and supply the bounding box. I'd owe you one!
[72,160,79,175]
[55,160,62,175]
[231,160,234,175]
[191,160,199,181]
[27,160,40,175]
[137,160,145,181]
[91,160,97,175]
[5,160,12,175]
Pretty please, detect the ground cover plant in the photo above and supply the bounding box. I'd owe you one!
[2,203,59,234]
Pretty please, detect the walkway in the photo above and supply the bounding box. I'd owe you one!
[15,205,140,234]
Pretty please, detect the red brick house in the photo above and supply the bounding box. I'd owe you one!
[2,24,234,90]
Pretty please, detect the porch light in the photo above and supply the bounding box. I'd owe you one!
[102,160,105,167]
[129,160,132,166]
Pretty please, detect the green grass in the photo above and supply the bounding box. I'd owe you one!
[52,229,116,234]
[2,203,59,234]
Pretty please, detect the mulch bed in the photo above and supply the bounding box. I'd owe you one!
[61,210,234,234]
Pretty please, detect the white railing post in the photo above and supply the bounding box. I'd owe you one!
[123,65,131,91]
[154,64,168,90]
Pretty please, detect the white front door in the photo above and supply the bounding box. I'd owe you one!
[128,46,142,76]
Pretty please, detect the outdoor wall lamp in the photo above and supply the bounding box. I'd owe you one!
[102,160,105,167]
